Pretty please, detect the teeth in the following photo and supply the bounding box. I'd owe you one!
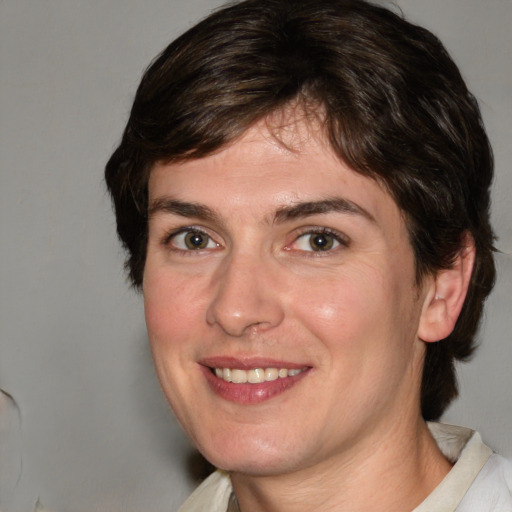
[231,369,247,384]
[213,367,305,383]
[248,368,265,383]
[265,368,279,381]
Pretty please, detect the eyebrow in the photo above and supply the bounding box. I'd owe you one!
[148,197,220,223]
[148,196,376,225]
[273,198,376,224]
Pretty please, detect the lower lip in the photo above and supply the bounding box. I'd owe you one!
[200,366,310,405]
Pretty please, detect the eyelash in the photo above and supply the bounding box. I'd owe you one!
[160,226,350,254]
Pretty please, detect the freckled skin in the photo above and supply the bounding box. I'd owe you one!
[143,119,450,511]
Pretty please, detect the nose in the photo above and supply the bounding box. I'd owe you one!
[205,252,285,337]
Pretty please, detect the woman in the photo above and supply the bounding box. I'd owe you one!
[106,0,511,510]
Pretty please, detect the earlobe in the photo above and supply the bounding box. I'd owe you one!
[418,233,476,343]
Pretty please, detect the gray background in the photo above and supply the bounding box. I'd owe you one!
[0,1,510,511]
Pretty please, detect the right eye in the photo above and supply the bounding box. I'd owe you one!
[168,229,219,251]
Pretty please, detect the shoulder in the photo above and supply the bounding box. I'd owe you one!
[178,470,233,512]
[415,423,512,512]
[457,454,512,511]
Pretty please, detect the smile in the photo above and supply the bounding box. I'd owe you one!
[201,360,311,404]
[213,367,306,383]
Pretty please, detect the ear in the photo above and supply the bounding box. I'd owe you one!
[417,233,476,343]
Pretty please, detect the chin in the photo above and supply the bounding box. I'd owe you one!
[212,453,295,477]
[195,428,300,476]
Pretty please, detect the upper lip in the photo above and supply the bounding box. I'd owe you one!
[199,356,310,370]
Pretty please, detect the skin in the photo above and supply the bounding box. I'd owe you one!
[143,116,461,511]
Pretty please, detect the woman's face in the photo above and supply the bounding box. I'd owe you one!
[143,119,429,476]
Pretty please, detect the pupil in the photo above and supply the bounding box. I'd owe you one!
[311,234,333,251]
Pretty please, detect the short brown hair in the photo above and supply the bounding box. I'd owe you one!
[105,0,495,420]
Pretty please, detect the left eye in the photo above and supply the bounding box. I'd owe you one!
[293,232,341,252]
[170,230,218,250]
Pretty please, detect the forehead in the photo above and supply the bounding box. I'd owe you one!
[148,117,401,228]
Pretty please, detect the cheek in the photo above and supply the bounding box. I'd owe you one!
[142,269,208,420]
[296,265,390,344]
[143,268,205,352]
[293,260,419,395]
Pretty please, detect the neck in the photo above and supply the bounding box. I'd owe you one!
[230,417,451,512]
